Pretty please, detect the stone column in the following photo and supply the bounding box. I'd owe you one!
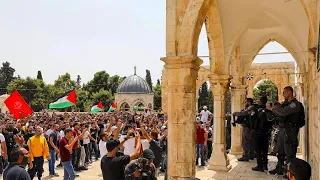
[208,74,232,171]
[161,56,202,179]
[196,93,199,112]
[162,67,168,113]
[229,84,247,155]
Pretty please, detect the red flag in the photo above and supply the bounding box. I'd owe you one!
[97,102,103,109]
[111,102,117,108]
[66,89,77,104]
[4,90,33,119]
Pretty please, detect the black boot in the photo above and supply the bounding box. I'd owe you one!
[263,164,268,171]
[238,156,249,162]
[252,166,264,172]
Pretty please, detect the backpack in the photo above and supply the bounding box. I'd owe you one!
[297,102,305,128]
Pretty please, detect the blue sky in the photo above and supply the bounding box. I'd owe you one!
[0,1,294,85]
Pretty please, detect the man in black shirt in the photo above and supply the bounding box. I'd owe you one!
[3,147,31,180]
[101,131,141,180]
[90,122,100,160]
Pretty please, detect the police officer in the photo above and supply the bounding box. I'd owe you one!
[124,149,157,180]
[266,86,301,173]
[232,98,255,161]
[252,96,273,172]
[269,102,287,175]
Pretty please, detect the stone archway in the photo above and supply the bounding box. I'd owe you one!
[120,102,130,112]
[246,62,295,102]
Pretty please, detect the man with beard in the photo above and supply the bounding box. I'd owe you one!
[232,98,255,161]
[3,147,31,180]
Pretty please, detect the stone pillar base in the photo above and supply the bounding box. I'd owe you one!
[208,143,231,171]
[230,146,243,155]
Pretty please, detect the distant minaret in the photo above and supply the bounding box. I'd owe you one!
[134,66,137,75]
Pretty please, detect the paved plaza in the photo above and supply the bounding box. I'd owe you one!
[0,155,288,180]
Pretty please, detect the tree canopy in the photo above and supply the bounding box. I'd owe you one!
[253,79,278,103]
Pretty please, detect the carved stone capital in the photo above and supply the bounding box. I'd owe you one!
[209,74,231,96]
[161,56,203,70]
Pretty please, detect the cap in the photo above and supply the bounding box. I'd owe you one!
[142,149,155,159]
[161,126,167,130]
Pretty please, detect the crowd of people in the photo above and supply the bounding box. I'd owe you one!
[0,108,168,180]
[0,86,314,180]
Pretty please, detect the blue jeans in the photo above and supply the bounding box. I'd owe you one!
[62,161,75,180]
[196,144,205,166]
[48,149,56,175]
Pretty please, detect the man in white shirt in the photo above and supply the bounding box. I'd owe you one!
[99,133,108,157]
[200,106,211,123]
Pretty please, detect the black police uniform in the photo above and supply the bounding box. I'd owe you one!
[269,103,287,175]
[252,104,273,171]
[233,107,255,161]
[272,98,301,163]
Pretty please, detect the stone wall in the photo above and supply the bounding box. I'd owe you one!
[115,93,154,112]
[246,62,295,102]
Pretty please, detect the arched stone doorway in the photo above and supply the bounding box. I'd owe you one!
[246,62,295,103]
[120,102,130,112]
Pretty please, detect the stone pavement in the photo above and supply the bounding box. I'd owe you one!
[0,155,286,180]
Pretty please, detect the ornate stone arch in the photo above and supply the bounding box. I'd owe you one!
[119,102,130,111]
[241,35,306,76]
[300,0,318,47]
[177,0,210,56]
[226,9,309,70]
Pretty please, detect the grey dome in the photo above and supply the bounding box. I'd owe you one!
[117,75,152,94]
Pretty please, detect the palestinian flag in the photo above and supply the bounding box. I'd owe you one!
[107,102,117,112]
[134,106,144,111]
[91,102,103,113]
[49,89,76,109]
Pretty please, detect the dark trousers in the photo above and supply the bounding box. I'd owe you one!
[72,148,80,169]
[242,127,254,158]
[0,156,3,174]
[90,142,99,159]
[207,141,213,160]
[255,133,269,167]
[284,127,298,163]
[275,127,286,173]
[84,144,90,163]
[28,157,44,179]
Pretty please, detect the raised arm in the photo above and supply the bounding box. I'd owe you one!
[129,131,141,161]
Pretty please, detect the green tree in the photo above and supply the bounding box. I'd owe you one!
[253,79,278,103]
[7,77,51,111]
[85,71,110,93]
[153,84,162,110]
[146,70,153,90]
[37,71,43,80]
[76,89,90,111]
[0,62,16,95]
[109,75,122,95]
[207,91,213,113]
[54,73,76,92]
[198,82,209,109]
[91,89,114,111]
